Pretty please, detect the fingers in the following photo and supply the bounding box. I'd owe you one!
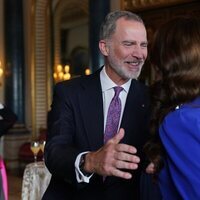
[145,162,155,174]
[109,128,125,144]
[90,128,141,179]
[113,151,140,173]
[115,151,140,164]
[111,168,132,179]
[115,159,139,170]
[107,128,140,170]
[116,143,137,154]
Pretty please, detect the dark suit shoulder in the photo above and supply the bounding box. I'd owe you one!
[134,79,149,90]
[132,80,149,96]
[55,69,101,91]
[55,76,82,90]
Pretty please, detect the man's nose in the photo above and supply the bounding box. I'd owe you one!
[131,46,145,59]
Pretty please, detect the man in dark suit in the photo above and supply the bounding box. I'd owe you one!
[43,10,150,200]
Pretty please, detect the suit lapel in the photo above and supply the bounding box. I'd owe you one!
[120,80,147,144]
[79,71,104,151]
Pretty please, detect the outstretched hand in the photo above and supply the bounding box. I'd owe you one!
[84,128,140,179]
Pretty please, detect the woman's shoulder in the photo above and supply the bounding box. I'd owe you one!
[168,97,200,120]
[161,98,200,137]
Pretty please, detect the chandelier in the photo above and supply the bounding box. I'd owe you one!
[53,64,71,83]
[53,64,91,83]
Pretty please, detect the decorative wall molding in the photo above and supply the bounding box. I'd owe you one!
[34,0,52,137]
[122,0,198,11]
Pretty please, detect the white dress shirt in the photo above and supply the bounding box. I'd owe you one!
[75,66,131,183]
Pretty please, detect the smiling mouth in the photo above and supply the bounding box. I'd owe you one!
[126,60,143,67]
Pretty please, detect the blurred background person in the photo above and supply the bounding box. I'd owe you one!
[0,103,17,200]
[0,103,17,137]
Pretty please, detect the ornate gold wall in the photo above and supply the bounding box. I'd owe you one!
[122,0,196,11]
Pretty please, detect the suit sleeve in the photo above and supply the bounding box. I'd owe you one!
[45,82,80,185]
[160,109,200,199]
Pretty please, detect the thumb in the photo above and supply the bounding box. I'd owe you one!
[111,128,125,144]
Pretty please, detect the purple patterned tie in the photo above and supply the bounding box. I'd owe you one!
[104,86,123,143]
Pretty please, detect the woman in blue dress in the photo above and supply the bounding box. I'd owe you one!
[144,16,200,200]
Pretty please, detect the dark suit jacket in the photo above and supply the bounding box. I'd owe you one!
[43,68,150,200]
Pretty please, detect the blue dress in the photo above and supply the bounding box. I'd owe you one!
[159,97,200,200]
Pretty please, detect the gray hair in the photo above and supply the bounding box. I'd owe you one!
[99,10,144,40]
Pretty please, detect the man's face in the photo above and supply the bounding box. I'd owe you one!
[100,18,148,84]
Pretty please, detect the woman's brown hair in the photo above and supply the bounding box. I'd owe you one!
[144,16,200,173]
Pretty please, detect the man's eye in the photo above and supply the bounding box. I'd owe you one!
[141,43,148,48]
[124,42,132,46]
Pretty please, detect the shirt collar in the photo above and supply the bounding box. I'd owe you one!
[100,66,131,93]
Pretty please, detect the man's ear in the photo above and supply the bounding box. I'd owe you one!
[99,40,109,56]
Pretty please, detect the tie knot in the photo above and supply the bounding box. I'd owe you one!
[114,86,123,97]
